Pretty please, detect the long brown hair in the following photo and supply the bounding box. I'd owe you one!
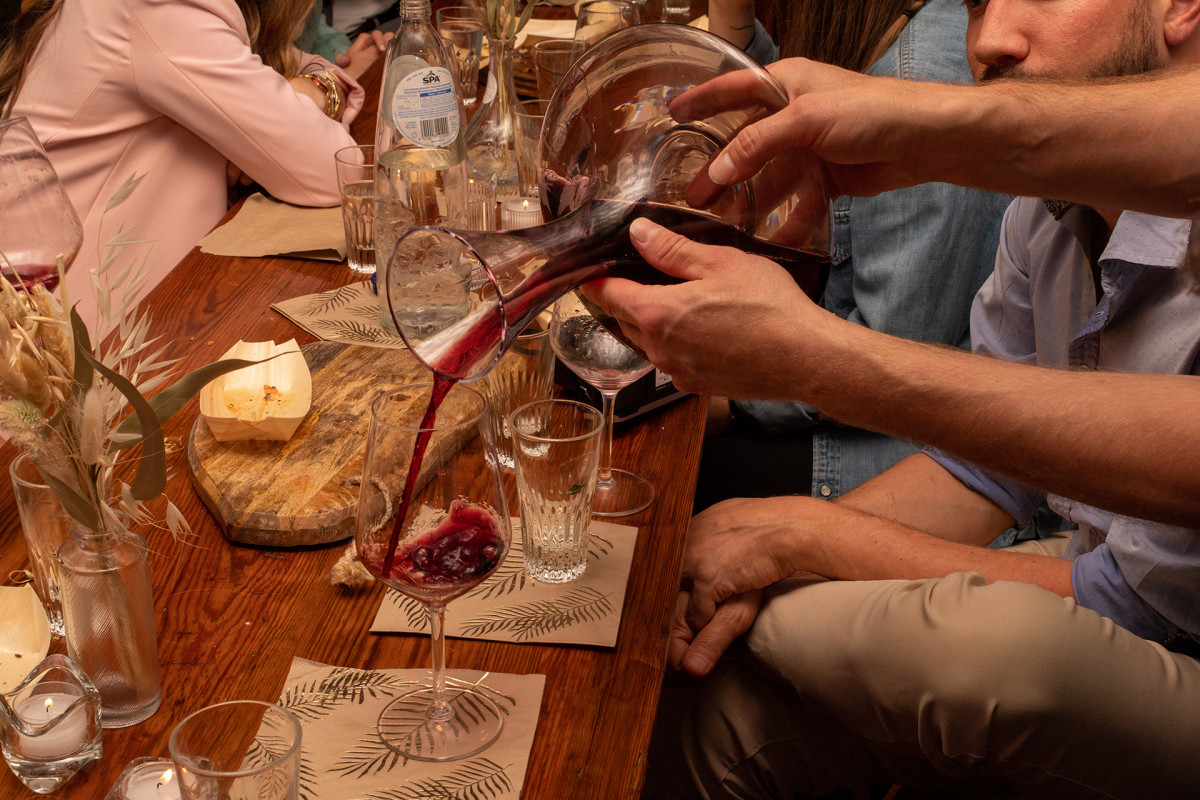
[1,0,314,116]
[778,0,922,72]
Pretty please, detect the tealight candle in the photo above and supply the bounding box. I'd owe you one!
[115,759,182,800]
[500,197,543,230]
[14,691,89,760]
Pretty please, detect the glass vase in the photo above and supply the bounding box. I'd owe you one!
[57,525,162,729]
[465,36,520,196]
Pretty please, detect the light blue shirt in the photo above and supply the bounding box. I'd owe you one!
[929,199,1200,646]
[735,0,1012,497]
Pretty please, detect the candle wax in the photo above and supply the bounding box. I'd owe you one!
[14,692,89,760]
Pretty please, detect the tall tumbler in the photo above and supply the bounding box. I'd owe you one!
[510,399,604,583]
[10,454,70,637]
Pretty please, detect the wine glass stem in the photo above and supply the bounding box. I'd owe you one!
[428,602,452,722]
[598,388,618,487]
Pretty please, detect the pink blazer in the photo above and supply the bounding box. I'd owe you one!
[11,0,365,329]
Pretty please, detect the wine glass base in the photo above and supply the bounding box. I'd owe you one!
[591,468,655,517]
[377,684,505,762]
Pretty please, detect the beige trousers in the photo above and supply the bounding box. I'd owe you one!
[643,566,1200,799]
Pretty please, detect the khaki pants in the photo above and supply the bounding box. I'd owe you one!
[644,565,1200,799]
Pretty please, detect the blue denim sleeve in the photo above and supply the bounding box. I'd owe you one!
[743,20,779,65]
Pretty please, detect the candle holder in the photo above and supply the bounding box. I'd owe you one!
[104,757,181,800]
[0,654,102,794]
[500,196,543,230]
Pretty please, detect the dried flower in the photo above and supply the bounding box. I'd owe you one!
[484,0,535,40]
[0,173,265,536]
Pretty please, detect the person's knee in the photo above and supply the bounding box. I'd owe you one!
[749,575,1084,755]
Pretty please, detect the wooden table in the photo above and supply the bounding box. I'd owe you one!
[0,46,705,800]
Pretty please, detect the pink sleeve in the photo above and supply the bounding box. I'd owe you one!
[129,0,361,207]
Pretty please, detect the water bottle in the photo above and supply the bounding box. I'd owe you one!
[374,0,470,333]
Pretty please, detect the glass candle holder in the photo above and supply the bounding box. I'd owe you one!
[0,654,102,794]
[500,196,543,229]
[104,757,181,800]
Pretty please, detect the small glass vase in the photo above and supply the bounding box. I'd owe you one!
[465,36,520,196]
[57,524,162,729]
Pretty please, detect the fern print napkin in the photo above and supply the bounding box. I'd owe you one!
[371,519,637,647]
[277,657,544,800]
[272,280,407,348]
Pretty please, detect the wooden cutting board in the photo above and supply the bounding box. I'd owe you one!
[187,342,433,547]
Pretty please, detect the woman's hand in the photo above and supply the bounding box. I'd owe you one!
[336,31,393,79]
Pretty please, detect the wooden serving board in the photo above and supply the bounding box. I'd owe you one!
[187,342,432,547]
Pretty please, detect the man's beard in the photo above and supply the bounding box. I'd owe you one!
[981,0,1166,82]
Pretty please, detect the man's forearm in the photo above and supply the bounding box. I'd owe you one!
[920,70,1200,218]
[795,321,1200,527]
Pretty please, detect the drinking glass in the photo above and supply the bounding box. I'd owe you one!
[0,117,83,290]
[435,5,486,106]
[570,1,639,63]
[354,383,511,760]
[334,144,376,274]
[169,701,302,800]
[513,99,548,199]
[660,0,691,22]
[9,454,71,638]
[550,291,654,516]
[510,399,605,582]
[478,320,555,471]
[531,39,574,102]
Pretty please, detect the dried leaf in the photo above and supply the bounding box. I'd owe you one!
[103,172,147,212]
[111,355,280,448]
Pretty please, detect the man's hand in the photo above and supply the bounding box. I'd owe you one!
[671,58,939,243]
[583,217,836,399]
[669,496,822,676]
[336,31,393,79]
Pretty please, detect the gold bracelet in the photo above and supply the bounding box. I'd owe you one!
[304,70,345,120]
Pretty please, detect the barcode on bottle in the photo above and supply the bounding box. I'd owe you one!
[420,117,451,139]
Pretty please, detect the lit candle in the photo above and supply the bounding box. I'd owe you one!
[118,761,182,800]
[500,197,543,229]
[14,692,89,760]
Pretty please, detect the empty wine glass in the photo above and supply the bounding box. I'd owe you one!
[355,382,512,761]
[550,290,655,516]
[570,1,640,63]
[0,118,82,291]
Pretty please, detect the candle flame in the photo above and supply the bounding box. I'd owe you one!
[43,697,54,714]
[522,199,530,210]
[158,768,175,789]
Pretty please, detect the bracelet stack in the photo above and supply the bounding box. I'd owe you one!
[304,70,345,120]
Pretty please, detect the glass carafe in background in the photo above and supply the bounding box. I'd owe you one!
[374,0,470,332]
[380,25,831,382]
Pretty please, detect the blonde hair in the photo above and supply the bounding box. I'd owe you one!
[1,0,315,116]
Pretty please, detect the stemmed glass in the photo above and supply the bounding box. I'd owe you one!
[0,117,82,290]
[355,382,511,761]
[550,290,655,516]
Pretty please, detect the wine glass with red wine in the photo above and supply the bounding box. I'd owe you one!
[0,118,83,291]
[355,382,511,761]
[550,290,655,516]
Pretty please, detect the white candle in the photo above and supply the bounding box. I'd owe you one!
[14,692,89,760]
[500,197,543,229]
[118,761,181,800]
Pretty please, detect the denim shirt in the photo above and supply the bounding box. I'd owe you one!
[735,0,1012,498]
[930,201,1200,646]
